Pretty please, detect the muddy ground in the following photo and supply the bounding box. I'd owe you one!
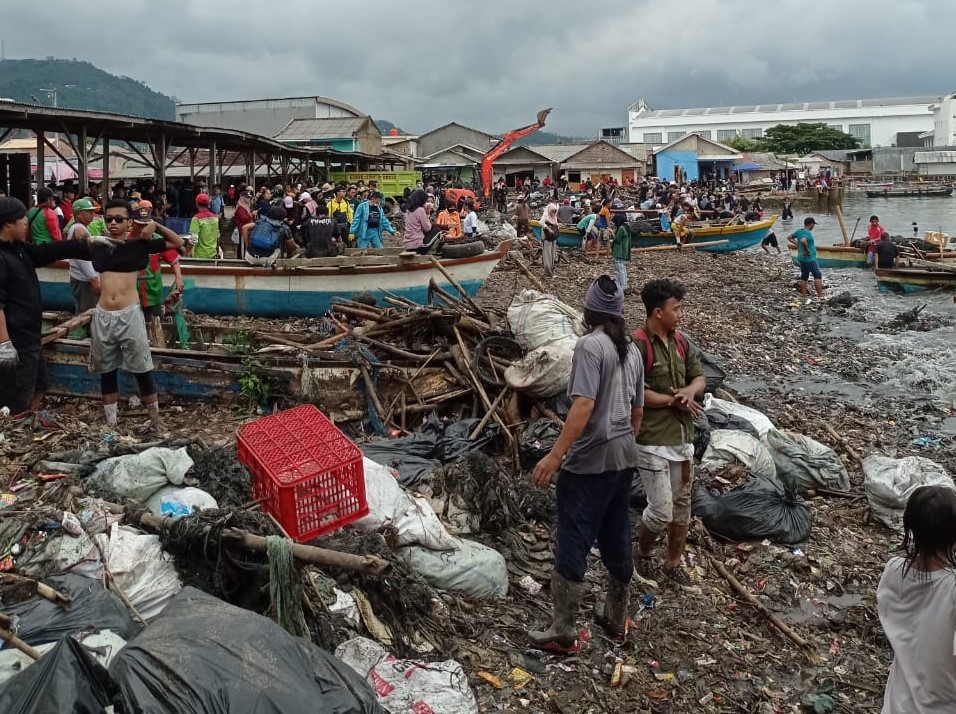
[3,242,954,713]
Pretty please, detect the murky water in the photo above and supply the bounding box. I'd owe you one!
[777,193,956,246]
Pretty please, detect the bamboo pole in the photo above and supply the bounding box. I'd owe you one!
[630,239,730,254]
[512,255,547,292]
[834,205,850,246]
[469,387,510,440]
[428,255,487,319]
[0,615,42,661]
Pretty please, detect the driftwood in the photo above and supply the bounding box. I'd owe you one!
[710,556,810,649]
[0,573,72,607]
[41,310,93,345]
[0,613,42,661]
[630,239,729,254]
[818,419,862,462]
[428,255,488,320]
[513,255,547,292]
[470,387,511,440]
[107,503,390,576]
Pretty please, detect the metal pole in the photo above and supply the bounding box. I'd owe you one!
[101,138,110,203]
[78,126,88,194]
[35,130,45,199]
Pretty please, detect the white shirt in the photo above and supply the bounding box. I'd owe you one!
[462,211,479,235]
[66,223,98,282]
[877,557,956,713]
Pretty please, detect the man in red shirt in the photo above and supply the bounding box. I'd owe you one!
[60,185,76,225]
[27,188,62,244]
[866,214,885,269]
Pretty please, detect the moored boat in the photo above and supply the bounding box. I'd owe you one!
[865,185,953,198]
[789,243,956,269]
[874,267,956,293]
[37,241,512,318]
[529,216,778,253]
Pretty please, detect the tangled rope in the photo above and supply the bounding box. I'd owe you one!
[266,535,309,638]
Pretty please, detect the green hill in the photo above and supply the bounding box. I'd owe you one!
[0,58,175,119]
[515,130,589,146]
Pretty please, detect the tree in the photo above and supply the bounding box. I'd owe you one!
[761,123,860,155]
[725,136,763,152]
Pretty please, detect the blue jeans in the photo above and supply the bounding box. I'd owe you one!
[613,258,628,290]
[554,469,634,584]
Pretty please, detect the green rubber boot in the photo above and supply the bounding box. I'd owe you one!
[594,575,630,639]
[529,572,582,653]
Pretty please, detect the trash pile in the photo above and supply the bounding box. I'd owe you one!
[2,245,954,712]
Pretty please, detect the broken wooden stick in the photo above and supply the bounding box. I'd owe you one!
[0,574,72,608]
[41,310,93,345]
[107,503,390,575]
[428,255,488,319]
[709,556,810,649]
[0,617,42,661]
[512,255,547,292]
[817,419,862,462]
[470,387,511,440]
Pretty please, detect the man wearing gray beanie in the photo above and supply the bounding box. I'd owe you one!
[0,197,96,415]
[530,275,644,650]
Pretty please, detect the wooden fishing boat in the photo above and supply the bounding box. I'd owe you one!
[865,185,953,198]
[528,216,778,252]
[788,244,956,269]
[37,242,511,318]
[874,267,956,293]
[39,313,453,410]
[854,181,894,191]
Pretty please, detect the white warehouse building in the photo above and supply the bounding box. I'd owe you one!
[627,96,939,149]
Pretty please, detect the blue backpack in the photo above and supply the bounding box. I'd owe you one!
[249,217,285,254]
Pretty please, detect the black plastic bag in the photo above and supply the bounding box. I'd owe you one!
[692,477,813,544]
[0,637,122,713]
[112,587,385,714]
[694,413,712,461]
[360,412,498,487]
[520,418,561,470]
[683,333,727,392]
[3,574,140,647]
[703,408,761,439]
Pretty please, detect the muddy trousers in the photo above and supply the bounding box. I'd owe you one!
[554,468,634,584]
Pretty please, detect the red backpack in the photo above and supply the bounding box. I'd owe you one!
[632,327,688,373]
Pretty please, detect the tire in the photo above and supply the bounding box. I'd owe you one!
[383,198,397,216]
[439,240,485,258]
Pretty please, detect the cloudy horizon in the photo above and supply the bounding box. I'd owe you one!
[2,0,953,136]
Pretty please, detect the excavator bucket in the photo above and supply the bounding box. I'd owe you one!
[536,108,552,127]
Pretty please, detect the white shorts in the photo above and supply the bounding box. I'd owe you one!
[89,304,154,374]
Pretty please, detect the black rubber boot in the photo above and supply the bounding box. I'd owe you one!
[528,572,582,653]
[594,575,630,639]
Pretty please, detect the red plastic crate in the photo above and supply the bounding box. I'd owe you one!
[237,405,367,542]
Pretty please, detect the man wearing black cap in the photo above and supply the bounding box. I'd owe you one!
[530,275,644,650]
[787,216,824,299]
[0,197,98,415]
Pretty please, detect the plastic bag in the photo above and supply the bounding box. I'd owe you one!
[146,485,219,517]
[360,413,497,487]
[336,637,478,714]
[111,587,385,714]
[505,342,576,397]
[700,430,777,481]
[863,455,955,530]
[520,418,561,469]
[683,333,727,392]
[703,396,775,437]
[2,574,140,648]
[88,446,193,501]
[93,523,182,621]
[0,637,122,714]
[692,478,813,543]
[765,429,851,493]
[398,537,509,599]
[352,458,459,551]
[506,289,583,351]
[0,629,126,687]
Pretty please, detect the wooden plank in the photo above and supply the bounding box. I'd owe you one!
[630,239,729,254]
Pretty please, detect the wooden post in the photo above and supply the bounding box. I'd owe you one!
[77,126,89,194]
[834,205,850,246]
[101,137,110,199]
[35,130,45,194]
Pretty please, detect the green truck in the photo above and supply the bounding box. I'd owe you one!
[329,171,422,214]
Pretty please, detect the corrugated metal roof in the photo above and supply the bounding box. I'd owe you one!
[529,143,589,162]
[275,117,370,141]
[633,95,939,118]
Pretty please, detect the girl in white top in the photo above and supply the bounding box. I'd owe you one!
[877,485,956,713]
[462,200,479,238]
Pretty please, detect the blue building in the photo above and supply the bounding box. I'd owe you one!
[652,133,741,182]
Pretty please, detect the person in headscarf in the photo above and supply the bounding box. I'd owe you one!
[540,199,560,277]
[529,275,644,651]
[403,188,434,253]
[234,191,255,258]
[610,212,631,293]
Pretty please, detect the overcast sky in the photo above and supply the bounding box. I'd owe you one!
[5,0,954,136]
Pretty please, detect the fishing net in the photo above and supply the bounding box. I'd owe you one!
[267,535,310,637]
[186,446,252,508]
[429,452,555,535]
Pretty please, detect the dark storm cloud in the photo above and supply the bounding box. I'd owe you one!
[5,0,954,136]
